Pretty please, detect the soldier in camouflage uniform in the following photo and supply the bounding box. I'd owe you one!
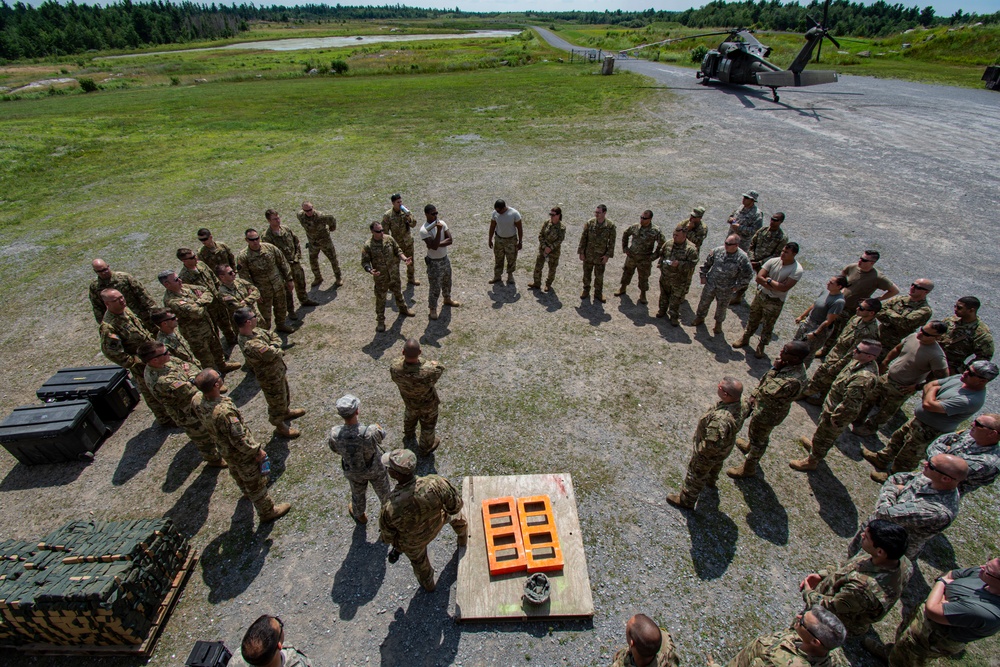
[723,606,849,667]
[192,369,290,522]
[488,199,523,284]
[177,247,238,347]
[924,414,1000,496]
[383,193,420,285]
[655,228,699,326]
[159,270,238,375]
[615,210,666,304]
[692,235,753,334]
[89,259,157,331]
[667,377,748,509]
[379,449,467,592]
[418,204,462,320]
[939,296,994,375]
[362,221,415,332]
[528,206,566,291]
[98,290,173,427]
[236,229,295,333]
[790,339,881,472]
[611,613,680,667]
[151,308,197,365]
[848,455,966,560]
[328,394,391,525]
[728,341,809,479]
[229,615,312,667]
[196,228,236,274]
[800,519,911,637]
[877,281,934,360]
[296,201,342,287]
[675,205,708,253]
[727,190,764,253]
[577,204,616,303]
[733,242,803,358]
[139,341,225,466]
[802,299,882,405]
[264,209,318,315]
[733,211,788,304]
[235,308,304,439]
[215,263,262,322]
[390,338,444,456]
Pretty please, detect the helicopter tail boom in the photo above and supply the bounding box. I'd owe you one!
[755,69,838,88]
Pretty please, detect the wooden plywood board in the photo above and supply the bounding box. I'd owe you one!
[456,474,593,621]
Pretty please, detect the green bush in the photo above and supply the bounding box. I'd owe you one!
[330,59,349,74]
[170,76,180,86]
[691,45,709,63]
[79,78,98,93]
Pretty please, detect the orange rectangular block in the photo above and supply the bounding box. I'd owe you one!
[481,497,527,576]
[517,495,564,573]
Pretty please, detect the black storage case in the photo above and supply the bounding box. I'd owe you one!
[0,400,110,465]
[185,641,232,667]
[37,365,140,421]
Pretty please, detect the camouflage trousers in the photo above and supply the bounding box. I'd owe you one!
[180,320,227,374]
[581,260,607,297]
[679,439,735,506]
[425,256,453,310]
[888,604,966,667]
[658,273,692,320]
[744,291,785,344]
[132,367,174,426]
[803,357,851,400]
[873,417,943,473]
[345,465,391,519]
[209,299,237,346]
[257,284,289,331]
[620,255,654,292]
[307,235,340,282]
[794,319,834,368]
[532,250,560,287]
[744,403,793,464]
[403,401,439,453]
[396,236,417,283]
[284,262,309,307]
[228,461,275,517]
[493,236,518,279]
[695,283,737,325]
[258,376,291,427]
[859,375,915,430]
[373,275,406,325]
[402,514,468,590]
[808,385,865,460]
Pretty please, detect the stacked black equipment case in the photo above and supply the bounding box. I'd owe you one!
[0,401,109,465]
[37,366,139,422]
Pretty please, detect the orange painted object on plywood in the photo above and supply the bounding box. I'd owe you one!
[481,496,527,575]
[517,495,564,573]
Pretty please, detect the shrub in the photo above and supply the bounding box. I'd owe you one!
[330,59,348,74]
[170,76,180,86]
[79,78,98,93]
[691,45,709,63]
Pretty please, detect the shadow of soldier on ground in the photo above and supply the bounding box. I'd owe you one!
[162,464,221,537]
[807,461,859,538]
[733,470,789,545]
[919,533,957,573]
[531,285,563,313]
[201,498,274,604]
[363,316,406,360]
[228,372,261,409]
[421,308,452,349]
[692,326,744,364]
[331,524,389,620]
[112,425,170,486]
[162,439,205,493]
[488,283,521,309]
[574,300,612,326]
[899,560,934,624]
[379,550,461,667]
[616,294,656,329]
[679,487,739,580]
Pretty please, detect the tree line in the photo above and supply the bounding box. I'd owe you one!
[3,0,999,61]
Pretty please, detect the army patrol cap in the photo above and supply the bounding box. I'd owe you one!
[742,190,759,201]
[690,206,706,218]
[336,394,360,417]
[969,360,999,380]
[382,448,417,475]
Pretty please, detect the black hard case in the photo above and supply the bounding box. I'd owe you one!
[37,365,140,421]
[184,641,232,666]
[0,400,110,465]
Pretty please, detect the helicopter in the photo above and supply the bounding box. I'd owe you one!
[619,2,841,102]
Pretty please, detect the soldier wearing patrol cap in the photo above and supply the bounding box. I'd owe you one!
[675,206,708,253]
[378,449,467,592]
[328,394,391,525]
[728,190,763,254]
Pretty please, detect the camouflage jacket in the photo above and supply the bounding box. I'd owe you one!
[197,242,236,273]
[802,552,911,636]
[726,630,849,667]
[328,423,386,474]
[179,260,222,296]
[297,209,336,243]
[577,218,616,261]
[622,223,666,258]
[192,394,261,466]
[157,330,196,364]
[825,360,879,426]
[264,225,303,264]
[749,226,788,265]
[383,207,418,241]
[218,278,261,315]
[729,203,763,251]
[238,327,286,381]
[877,296,932,349]
[939,316,994,373]
[362,236,403,276]
[390,356,444,407]
[144,357,199,425]
[926,430,1000,496]
[658,240,699,278]
[752,363,807,416]
[826,316,881,366]
[611,633,680,667]
[700,246,754,290]
[89,270,156,326]
[236,242,292,290]
[693,400,748,457]
[100,308,155,371]
[537,219,567,257]
[675,218,707,251]
[379,474,463,551]
[872,472,959,559]
[163,285,214,329]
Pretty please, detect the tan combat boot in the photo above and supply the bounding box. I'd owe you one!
[614,286,627,297]
[206,458,229,469]
[727,459,758,479]
[666,492,694,509]
[402,307,416,317]
[275,324,295,333]
[789,456,819,472]
[443,298,462,307]
[735,437,750,454]
[691,316,705,326]
[638,290,648,305]
[713,322,723,334]
[376,322,386,332]
[301,298,319,307]
[260,502,291,523]
[311,276,323,287]
[274,424,300,439]
[223,361,243,373]
[732,336,749,348]
[285,408,306,420]
[754,342,766,359]
[334,276,344,287]
[348,503,367,525]
[428,308,438,320]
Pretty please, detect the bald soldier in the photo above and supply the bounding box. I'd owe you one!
[89,259,157,331]
[389,338,445,456]
[611,614,680,667]
[722,606,849,667]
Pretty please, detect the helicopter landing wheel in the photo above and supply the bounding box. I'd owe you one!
[770,87,780,102]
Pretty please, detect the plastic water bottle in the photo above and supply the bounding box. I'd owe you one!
[400,204,409,214]
[260,455,271,476]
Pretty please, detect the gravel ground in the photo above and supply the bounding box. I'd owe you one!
[1,30,999,667]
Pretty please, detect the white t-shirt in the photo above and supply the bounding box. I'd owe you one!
[491,207,521,238]
[420,219,450,259]
[760,257,803,301]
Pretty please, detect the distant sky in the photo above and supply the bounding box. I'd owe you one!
[19,0,997,21]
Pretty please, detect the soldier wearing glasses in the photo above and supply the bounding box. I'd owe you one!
[817,250,899,359]
[923,413,1000,497]
[615,210,665,304]
[876,279,935,360]
[722,606,848,667]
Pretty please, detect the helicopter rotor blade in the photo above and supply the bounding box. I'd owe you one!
[822,0,831,27]
[826,33,842,50]
[806,14,819,28]
[618,30,734,53]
